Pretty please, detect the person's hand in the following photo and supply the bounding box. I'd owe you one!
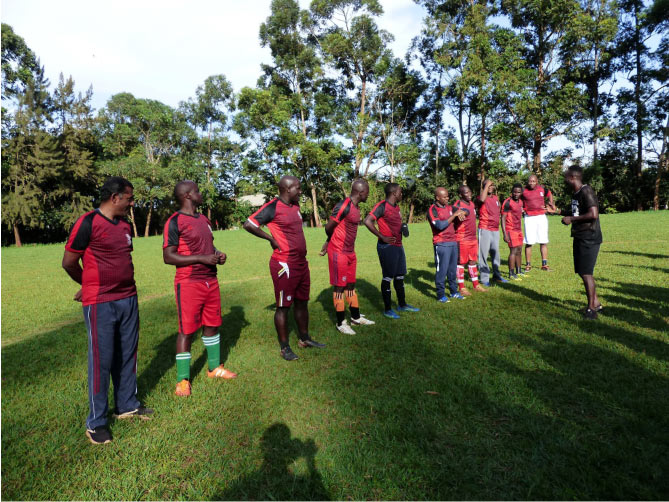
[381,235,396,244]
[483,179,492,188]
[319,241,328,256]
[201,254,220,265]
[270,238,280,251]
[455,209,466,221]
[503,233,510,243]
[561,216,572,226]
[74,289,83,302]
[215,251,227,265]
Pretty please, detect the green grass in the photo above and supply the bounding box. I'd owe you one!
[2,211,669,500]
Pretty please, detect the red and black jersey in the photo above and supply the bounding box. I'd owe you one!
[502,197,523,232]
[427,203,456,244]
[452,199,477,241]
[328,197,360,253]
[65,209,137,306]
[370,200,403,247]
[163,211,217,283]
[522,185,552,216]
[476,194,500,231]
[248,198,307,262]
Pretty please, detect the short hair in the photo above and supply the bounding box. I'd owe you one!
[385,182,400,197]
[100,177,133,202]
[512,183,523,191]
[566,166,583,177]
[458,184,470,196]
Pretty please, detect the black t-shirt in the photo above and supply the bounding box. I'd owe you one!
[570,185,602,243]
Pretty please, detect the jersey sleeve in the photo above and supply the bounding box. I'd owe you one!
[502,199,512,213]
[65,211,95,253]
[163,214,180,248]
[247,199,277,227]
[429,205,449,231]
[580,186,599,210]
[330,199,350,223]
[370,201,385,221]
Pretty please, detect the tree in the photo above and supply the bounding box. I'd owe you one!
[1,23,38,102]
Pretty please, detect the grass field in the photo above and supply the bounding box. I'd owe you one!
[2,211,668,500]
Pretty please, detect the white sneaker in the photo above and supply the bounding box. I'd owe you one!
[351,315,375,326]
[336,320,356,335]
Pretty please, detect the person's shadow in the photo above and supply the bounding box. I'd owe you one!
[215,423,330,500]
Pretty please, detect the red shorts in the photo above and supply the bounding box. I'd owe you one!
[269,258,310,307]
[507,230,523,248]
[328,251,357,287]
[175,280,221,335]
[458,240,478,264]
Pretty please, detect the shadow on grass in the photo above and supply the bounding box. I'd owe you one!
[215,423,330,500]
[602,250,669,260]
[408,266,436,300]
[314,278,385,323]
[616,263,669,274]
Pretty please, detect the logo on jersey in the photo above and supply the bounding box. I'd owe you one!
[125,233,132,246]
[571,200,580,217]
[287,295,292,301]
[540,191,544,197]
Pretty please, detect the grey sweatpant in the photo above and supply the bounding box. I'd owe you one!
[478,228,502,283]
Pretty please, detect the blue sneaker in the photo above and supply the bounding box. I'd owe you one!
[438,296,450,303]
[494,276,509,284]
[383,309,400,319]
[450,292,466,300]
[481,281,492,287]
[397,304,420,312]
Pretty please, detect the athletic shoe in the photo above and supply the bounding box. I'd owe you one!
[384,309,400,319]
[336,320,356,335]
[582,304,604,314]
[450,292,466,300]
[207,365,237,379]
[438,296,450,303]
[473,284,488,293]
[280,346,299,361]
[509,274,521,281]
[351,315,375,326]
[397,304,420,312]
[86,427,112,445]
[524,265,532,272]
[459,288,472,297]
[480,281,492,287]
[541,265,552,271]
[113,406,154,420]
[583,308,598,320]
[494,276,509,284]
[175,379,191,397]
[297,337,326,348]
[518,271,528,278]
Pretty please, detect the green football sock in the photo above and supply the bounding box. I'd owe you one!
[202,334,221,371]
[176,352,191,382]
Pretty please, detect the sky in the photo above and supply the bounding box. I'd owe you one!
[2,0,427,111]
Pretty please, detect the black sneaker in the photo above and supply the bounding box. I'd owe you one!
[280,346,299,361]
[584,308,599,320]
[113,406,154,420]
[86,427,112,445]
[582,304,604,314]
[298,337,326,348]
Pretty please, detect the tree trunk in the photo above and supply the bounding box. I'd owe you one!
[480,112,486,191]
[354,78,368,178]
[144,205,152,238]
[129,206,139,238]
[13,223,22,247]
[408,201,415,224]
[653,115,668,210]
[310,183,321,227]
[634,1,643,210]
[532,134,542,174]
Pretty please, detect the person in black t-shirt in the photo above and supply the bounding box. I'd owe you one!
[561,166,603,320]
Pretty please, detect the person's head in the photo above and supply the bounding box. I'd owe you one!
[385,182,402,202]
[511,183,523,200]
[351,179,369,203]
[99,177,134,217]
[458,184,472,202]
[527,174,538,189]
[434,187,449,206]
[279,175,302,204]
[564,166,583,191]
[173,180,202,207]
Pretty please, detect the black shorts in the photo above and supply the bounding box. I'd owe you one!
[377,242,407,278]
[573,239,600,275]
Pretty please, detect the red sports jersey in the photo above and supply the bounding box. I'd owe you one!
[327,197,360,253]
[501,197,523,232]
[65,209,137,306]
[477,194,500,231]
[522,185,552,216]
[452,199,477,241]
[163,211,217,283]
[427,203,456,244]
[370,200,403,247]
[248,198,307,262]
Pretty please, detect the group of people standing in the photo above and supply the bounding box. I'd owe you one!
[62,167,602,445]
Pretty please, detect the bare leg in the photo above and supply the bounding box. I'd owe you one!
[293,299,309,338]
[177,332,195,354]
[540,243,548,261]
[580,274,600,310]
[274,307,290,344]
[525,244,532,267]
